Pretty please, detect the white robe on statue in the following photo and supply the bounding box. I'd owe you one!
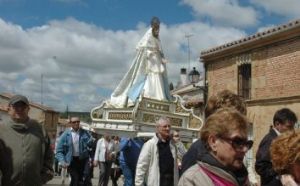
[106,28,172,108]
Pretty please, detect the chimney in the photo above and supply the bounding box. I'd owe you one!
[180,68,188,86]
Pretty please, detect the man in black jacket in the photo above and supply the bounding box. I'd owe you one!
[255,108,297,186]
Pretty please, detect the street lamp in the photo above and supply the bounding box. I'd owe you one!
[188,67,200,84]
[188,67,208,113]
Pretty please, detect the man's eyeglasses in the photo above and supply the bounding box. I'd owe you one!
[71,121,80,124]
[219,136,253,150]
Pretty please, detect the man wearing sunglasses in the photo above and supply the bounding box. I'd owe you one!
[56,116,94,186]
[255,108,298,186]
[0,94,54,186]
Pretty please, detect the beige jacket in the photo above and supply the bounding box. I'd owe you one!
[178,162,242,186]
[135,135,178,186]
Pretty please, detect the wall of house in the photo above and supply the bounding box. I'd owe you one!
[207,37,300,99]
[252,37,300,99]
[205,36,300,164]
[45,112,59,135]
[206,58,238,96]
[0,110,8,122]
[29,106,45,122]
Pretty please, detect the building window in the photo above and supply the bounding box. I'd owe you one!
[238,63,251,99]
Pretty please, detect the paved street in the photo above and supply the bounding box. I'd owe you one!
[45,168,124,186]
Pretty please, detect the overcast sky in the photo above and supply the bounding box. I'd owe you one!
[0,0,299,112]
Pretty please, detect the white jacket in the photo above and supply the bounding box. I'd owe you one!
[135,135,179,186]
[94,138,117,162]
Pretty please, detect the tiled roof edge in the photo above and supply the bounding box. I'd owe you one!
[201,19,300,56]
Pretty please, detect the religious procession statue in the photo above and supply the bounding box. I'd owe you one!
[90,17,203,142]
[106,16,172,108]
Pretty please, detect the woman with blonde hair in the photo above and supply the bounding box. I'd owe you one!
[271,130,300,186]
[179,108,253,186]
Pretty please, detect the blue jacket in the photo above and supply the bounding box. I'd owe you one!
[55,128,93,165]
[119,137,144,171]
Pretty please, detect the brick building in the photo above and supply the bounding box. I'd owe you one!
[200,19,300,157]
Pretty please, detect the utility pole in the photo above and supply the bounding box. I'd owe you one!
[41,74,43,105]
[185,33,193,72]
[66,104,69,119]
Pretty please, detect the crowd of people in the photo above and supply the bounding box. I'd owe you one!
[0,16,299,186]
[0,92,299,186]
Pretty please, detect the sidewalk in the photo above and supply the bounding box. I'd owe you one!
[45,168,124,186]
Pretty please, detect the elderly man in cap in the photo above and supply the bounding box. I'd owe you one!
[0,94,54,186]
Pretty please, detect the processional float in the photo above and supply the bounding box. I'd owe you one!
[90,95,203,142]
[89,17,203,142]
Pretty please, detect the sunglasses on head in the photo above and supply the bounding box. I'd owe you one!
[219,136,253,150]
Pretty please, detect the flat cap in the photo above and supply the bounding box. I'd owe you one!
[9,95,29,105]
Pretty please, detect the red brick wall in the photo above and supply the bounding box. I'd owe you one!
[207,58,238,96]
[207,37,300,99]
[253,38,300,99]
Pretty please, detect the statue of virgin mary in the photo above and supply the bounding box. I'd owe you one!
[106,17,172,108]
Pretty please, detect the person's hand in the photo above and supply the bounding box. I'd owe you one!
[89,159,93,167]
[59,162,68,169]
[178,163,182,170]
[93,160,98,167]
[107,153,115,161]
[281,174,298,186]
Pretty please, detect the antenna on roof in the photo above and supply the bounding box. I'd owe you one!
[185,33,193,72]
